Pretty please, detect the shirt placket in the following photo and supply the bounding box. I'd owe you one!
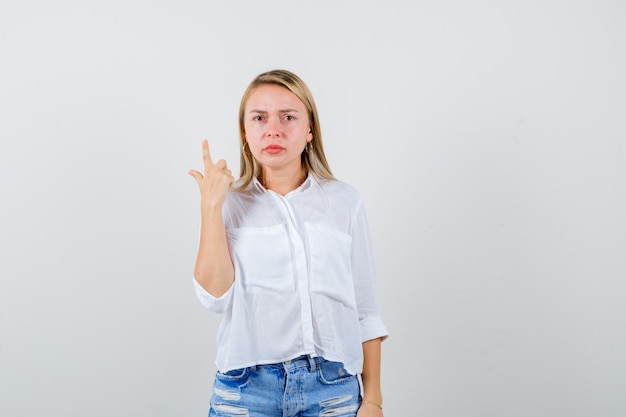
[270,192,315,353]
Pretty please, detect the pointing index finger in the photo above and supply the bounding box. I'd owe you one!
[202,139,214,171]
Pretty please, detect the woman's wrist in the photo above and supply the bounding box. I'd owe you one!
[361,386,382,405]
[362,399,383,410]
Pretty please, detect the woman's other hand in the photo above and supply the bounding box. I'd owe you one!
[188,139,234,211]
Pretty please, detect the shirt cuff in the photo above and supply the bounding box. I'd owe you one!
[193,278,234,313]
[359,316,389,343]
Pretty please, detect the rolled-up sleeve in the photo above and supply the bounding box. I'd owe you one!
[193,278,234,314]
[350,200,389,343]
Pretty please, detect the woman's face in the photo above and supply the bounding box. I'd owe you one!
[243,84,313,175]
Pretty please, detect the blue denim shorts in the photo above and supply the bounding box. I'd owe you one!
[209,355,361,417]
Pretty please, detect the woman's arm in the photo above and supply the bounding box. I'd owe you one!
[189,140,235,297]
[359,337,384,416]
[193,205,234,297]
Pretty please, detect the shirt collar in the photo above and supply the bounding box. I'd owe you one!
[252,173,316,195]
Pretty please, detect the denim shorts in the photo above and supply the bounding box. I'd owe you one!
[208,355,361,417]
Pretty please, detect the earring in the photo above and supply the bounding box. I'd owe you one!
[306,141,313,153]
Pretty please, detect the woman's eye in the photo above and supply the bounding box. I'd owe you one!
[284,115,294,121]
[254,115,264,121]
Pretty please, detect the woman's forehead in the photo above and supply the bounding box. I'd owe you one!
[245,84,305,110]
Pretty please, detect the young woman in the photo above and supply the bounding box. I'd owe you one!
[189,69,388,417]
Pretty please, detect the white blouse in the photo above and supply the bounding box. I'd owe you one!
[193,175,388,375]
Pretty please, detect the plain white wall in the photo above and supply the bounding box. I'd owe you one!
[1,0,625,416]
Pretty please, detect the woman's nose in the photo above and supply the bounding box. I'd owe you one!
[266,118,280,137]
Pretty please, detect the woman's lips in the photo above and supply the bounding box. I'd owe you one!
[263,145,285,154]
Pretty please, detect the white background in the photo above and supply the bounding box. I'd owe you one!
[1,1,625,416]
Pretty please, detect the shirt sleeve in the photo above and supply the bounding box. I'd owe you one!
[351,200,389,343]
[193,278,234,314]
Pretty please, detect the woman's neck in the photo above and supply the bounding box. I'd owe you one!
[261,167,307,196]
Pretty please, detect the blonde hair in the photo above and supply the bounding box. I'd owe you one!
[236,69,335,190]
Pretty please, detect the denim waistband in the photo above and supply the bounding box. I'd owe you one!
[253,355,324,372]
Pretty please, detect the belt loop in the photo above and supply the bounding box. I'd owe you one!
[307,355,317,372]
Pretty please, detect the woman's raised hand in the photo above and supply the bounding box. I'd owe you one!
[188,139,235,210]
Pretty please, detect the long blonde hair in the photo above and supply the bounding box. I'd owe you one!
[235,69,335,190]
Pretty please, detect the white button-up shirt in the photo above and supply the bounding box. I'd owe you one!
[193,175,388,375]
